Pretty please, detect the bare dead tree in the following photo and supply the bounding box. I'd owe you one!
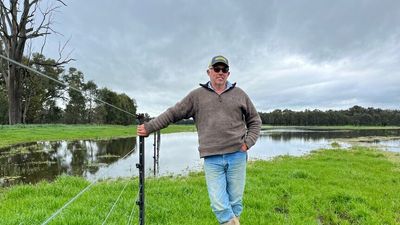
[0,0,71,124]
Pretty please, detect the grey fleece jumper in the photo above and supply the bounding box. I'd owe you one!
[144,82,262,158]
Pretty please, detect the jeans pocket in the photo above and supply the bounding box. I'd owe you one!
[238,149,248,161]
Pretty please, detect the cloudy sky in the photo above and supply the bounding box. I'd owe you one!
[38,0,400,116]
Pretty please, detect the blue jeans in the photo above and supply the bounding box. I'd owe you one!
[204,150,247,224]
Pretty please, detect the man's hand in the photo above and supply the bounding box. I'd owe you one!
[137,124,149,137]
[240,143,248,152]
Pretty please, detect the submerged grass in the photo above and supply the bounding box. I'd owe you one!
[261,125,400,130]
[0,124,196,148]
[1,147,399,224]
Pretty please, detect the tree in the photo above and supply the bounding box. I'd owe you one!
[95,88,137,125]
[64,68,86,124]
[95,88,118,124]
[39,99,62,123]
[270,109,283,125]
[116,93,136,125]
[0,75,8,124]
[83,80,97,124]
[22,53,64,123]
[258,106,400,126]
[0,0,69,124]
[136,112,151,124]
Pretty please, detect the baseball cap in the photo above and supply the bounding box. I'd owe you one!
[209,55,229,67]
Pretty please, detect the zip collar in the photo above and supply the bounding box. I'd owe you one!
[200,81,236,94]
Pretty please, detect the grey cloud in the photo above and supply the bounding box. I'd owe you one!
[37,0,400,115]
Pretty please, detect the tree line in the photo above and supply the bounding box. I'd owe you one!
[1,54,399,126]
[2,61,400,126]
[259,105,400,126]
[0,53,136,125]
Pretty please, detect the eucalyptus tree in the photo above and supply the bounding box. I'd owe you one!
[83,80,98,124]
[0,0,70,124]
[95,88,137,125]
[64,67,86,124]
[116,93,137,125]
[0,75,7,124]
[23,53,64,123]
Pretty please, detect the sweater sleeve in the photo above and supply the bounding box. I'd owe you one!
[243,94,262,149]
[144,92,195,134]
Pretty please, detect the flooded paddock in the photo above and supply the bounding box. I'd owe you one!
[1,128,399,186]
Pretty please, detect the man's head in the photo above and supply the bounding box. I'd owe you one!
[207,55,230,88]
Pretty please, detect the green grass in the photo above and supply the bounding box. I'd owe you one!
[1,147,399,225]
[0,124,196,148]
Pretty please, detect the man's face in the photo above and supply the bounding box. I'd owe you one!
[207,63,230,87]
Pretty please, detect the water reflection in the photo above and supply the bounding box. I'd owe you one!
[1,128,399,187]
[0,138,136,186]
[264,129,400,141]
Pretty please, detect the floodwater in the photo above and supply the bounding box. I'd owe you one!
[1,128,399,187]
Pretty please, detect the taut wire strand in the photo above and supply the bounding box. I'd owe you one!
[41,147,136,225]
[101,181,130,225]
[0,54,136,117]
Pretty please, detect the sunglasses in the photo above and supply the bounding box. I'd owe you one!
[212,66,229,73]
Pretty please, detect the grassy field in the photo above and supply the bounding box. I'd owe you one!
[0,124,196,148]
[0,147,399,225]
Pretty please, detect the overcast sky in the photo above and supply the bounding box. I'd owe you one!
[37,0,400,116]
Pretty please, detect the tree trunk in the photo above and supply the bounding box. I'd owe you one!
[1,0,69,124]
[7,65,22,124]
[89,98,92,124]
[22,93,30,124]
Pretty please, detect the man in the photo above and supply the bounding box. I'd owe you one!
[137,55,261,225]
